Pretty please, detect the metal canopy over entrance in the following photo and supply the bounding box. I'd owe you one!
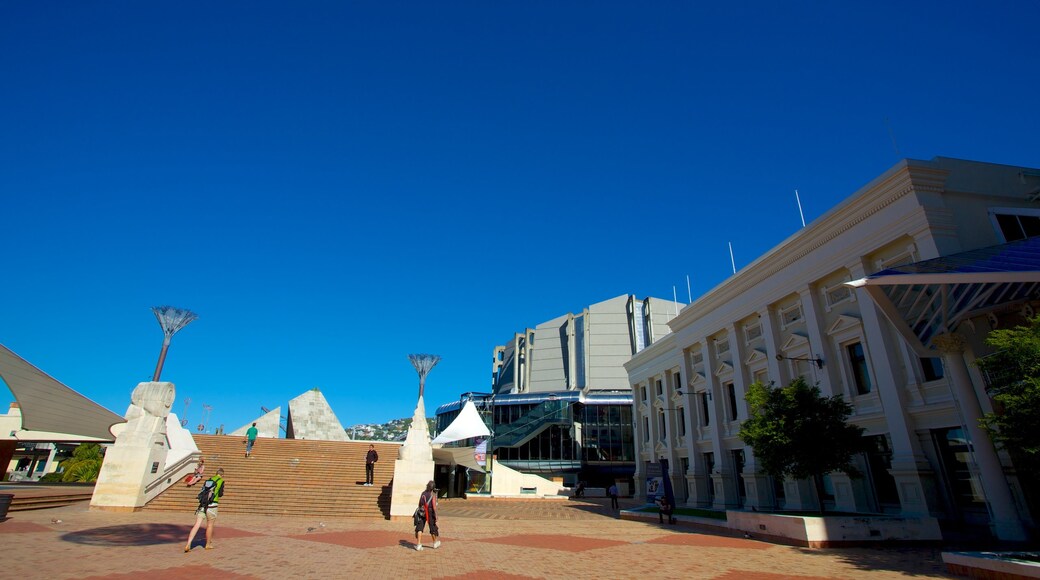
[0,343,124,441]
[849,236,1040,355]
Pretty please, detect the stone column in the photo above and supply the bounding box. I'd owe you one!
[933,333,1027,541]
[390,397,435,518]
[853,260,936,517]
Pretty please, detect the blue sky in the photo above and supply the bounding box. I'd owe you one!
[2,2,1038,432]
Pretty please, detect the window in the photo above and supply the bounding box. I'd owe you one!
[933,427,986,508]
[732,449,746,504]
[864,434,899,507]
[643,417,650,442]
[752,368,768,386]
[673,372,682,392]
[715,338,730,354]
[677,407,686,437]
[744,322,762,343]
[704,452,716,499]
[680,457,690,499]
[641,385,647,401]
[920,357,944,382]
[700,392,711,427]
[780,303,804,328]
[847,342,873,394]
[656,379,663,396]
[658,412,666,440]
[992,210,1040,242]
[726,383,738,421]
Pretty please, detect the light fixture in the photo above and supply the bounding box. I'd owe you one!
[776,353,824,369]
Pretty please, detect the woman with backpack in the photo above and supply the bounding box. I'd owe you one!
[413,480,440,551]
[184,468,225,552]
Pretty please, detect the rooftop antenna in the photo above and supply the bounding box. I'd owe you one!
[728,242,737,274]
[885,116,901,157]
[686,275,692,303]
[795,189,806,228]
[672,286,678,317]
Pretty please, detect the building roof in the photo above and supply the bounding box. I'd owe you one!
[849,236,1040,355]
[0,343,124,441]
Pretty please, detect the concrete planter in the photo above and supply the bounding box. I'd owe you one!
[942,551,1040,579]
[0,493,13,519]
[728,511,942,548]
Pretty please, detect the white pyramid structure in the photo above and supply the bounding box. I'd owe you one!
[231,406,281,438]
[285,389,349,441]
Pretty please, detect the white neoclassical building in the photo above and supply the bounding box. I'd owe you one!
[625,157,1040,541]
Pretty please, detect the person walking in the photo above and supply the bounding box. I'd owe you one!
[245,423,258,458]
[608,483,619,510]
[364,444,378,486]
[414,480,440,551]
[184,468,225,552]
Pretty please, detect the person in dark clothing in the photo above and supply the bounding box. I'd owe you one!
[608,483,619,510]
[414,480,440,551]
[657,496,676,524]
[364,444,378,486]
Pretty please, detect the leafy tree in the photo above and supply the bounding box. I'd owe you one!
[58,443,105,483]
[739,377,870,514]
[975,316,1040,480]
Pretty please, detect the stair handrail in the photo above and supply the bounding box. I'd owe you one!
[494,400,570,448]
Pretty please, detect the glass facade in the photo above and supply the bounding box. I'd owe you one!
[435,394,635,488]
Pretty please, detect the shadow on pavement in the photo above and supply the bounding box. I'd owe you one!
[61,523,190,546]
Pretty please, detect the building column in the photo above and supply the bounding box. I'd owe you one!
[759,307,787,387]
[852,260,937,517]
[933,333,1028,542]
[798,286,838,396]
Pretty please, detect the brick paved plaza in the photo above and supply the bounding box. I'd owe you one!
[0,497,954,579]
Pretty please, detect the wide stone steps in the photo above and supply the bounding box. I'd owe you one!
[6,486,94,511]
[143,435,399,519]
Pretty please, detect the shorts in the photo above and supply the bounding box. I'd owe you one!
[415,513,438,536]
[195,505,219,520]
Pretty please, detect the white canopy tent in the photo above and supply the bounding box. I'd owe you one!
[430,400,490,445]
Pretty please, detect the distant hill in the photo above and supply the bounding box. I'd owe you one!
[347,417,437,441]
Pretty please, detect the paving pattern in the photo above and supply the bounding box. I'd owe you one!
[0,497,955,579]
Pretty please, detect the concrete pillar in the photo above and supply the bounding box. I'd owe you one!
[933,333,1027,542]
[390,397,435,518]
[852,260,937,517]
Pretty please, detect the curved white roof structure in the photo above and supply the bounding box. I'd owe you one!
[0,343,124,441]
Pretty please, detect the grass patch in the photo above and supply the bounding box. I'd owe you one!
[635,506,727,521]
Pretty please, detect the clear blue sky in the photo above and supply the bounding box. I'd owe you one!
[2,2,1038,432]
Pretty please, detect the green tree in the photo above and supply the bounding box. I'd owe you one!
[739,377,870,514]
[58,443,105,483]
[975,316,1040,480]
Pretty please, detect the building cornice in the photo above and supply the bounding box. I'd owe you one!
[670,159,950,335]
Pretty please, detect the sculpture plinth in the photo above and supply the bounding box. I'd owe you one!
[90,381,175,511]
[390,396,435,518]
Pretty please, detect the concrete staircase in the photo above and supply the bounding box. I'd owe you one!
[144,435,399,519]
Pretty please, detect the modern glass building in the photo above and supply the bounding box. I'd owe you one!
[435,390,634,488]
[434,294,682,491]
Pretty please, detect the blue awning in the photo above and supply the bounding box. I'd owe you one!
[849,237,1040,355]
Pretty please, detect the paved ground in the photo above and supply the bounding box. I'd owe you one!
[0,497,954,579]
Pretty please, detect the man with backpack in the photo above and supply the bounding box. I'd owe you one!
[184,468,225,552]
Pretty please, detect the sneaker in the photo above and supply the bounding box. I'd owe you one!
[415,544,423,551]
[432,540,441,549]
[205,544,215,550]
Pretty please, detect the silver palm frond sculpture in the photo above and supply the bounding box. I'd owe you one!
[408,353,441,400]
[151,306,198,381]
